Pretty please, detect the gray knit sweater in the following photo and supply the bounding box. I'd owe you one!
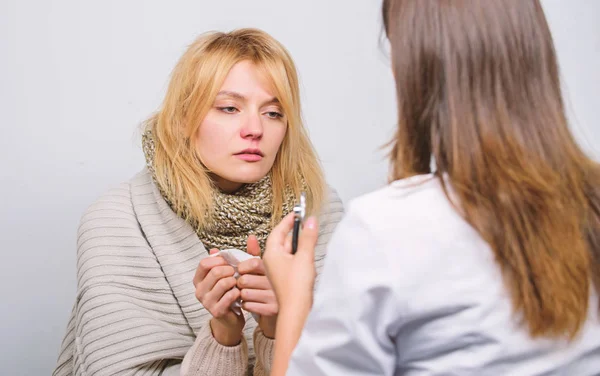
[52,169,344,376]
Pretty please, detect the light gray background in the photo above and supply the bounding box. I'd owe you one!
[1,1,598,375]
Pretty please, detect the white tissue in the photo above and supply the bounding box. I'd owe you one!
[211,248,259,317]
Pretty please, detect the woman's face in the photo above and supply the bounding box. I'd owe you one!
[195,60,287,193]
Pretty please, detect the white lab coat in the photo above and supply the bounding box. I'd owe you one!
[287,174,600,375]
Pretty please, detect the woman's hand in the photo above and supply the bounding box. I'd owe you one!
[237,235,279,338]
[263,212,320,376]
[193,251,245,346]
[263,213,319,312]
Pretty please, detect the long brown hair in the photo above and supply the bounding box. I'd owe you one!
[382,0,600,338]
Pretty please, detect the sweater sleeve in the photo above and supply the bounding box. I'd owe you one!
[53,184,345,376]
[252,328,275,375]
[52,183,194,376]
[180,323,249,376]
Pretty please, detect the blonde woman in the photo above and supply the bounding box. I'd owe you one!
[52,29,343,376]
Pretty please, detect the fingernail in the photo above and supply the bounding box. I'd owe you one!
[305,217,317,230]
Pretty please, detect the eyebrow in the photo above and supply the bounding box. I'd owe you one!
[216,91,280,105]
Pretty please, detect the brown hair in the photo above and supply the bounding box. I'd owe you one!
[382,0,600,338]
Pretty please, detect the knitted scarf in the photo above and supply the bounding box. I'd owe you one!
[142,130,296,252]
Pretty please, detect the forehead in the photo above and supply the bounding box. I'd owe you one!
[218,60,278,99]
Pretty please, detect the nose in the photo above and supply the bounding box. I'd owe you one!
[240,112,263,140]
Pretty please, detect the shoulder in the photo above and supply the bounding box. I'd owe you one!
[331,174,472,268]
[76,170,157,283]
[321,175,460,295]
[344,174,452,237]
[78,169,154,226]
[312,185,345,270]
[314,185,345,241]
[335,174,484,276]
[319,185,344,221]
[78,170,152,230]
[80,182,134,223]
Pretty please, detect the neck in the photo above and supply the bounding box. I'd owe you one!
[211,174,244,194]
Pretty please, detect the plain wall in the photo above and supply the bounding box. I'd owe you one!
[0,1,598,374]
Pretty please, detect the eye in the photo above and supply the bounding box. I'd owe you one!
[266,111,284,119]
[218,106,239,114]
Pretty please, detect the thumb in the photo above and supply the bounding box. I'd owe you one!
[297,217,319,261]
[247,235,261,257]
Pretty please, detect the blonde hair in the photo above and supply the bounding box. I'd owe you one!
[144,28,325,228]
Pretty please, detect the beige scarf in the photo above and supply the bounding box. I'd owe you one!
[142,130,296,252]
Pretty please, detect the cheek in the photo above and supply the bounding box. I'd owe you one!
[268,125,287,154]
[195,119,228,165]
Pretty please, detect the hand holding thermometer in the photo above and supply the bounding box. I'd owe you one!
[291,192,306,255]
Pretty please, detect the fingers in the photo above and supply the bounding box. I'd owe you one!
[202,265,236,290]
[237,274,271,290]
[198,272,241,318]
[195,271,235,301]
[237,257,265,276]
[266,212,295,250]
[297,217,319,261]
[241,285,279,317]
[242,301,279,317]
[246,235,261,257]
[284,232,293,254]
[210,287,242,318]
[193,254,228,286]
[240,288,276,305]
[194,265,236,313]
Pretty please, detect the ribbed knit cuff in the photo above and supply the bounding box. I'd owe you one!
[181,324,248,376]
[253,326,275,375]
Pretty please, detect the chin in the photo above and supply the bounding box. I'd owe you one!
[224,167,270,184]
